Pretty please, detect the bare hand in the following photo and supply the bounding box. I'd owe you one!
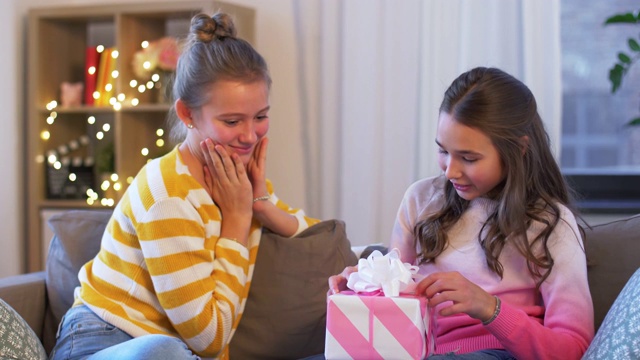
[415,271,497,322]
[248,137,268,202]
[328,266,358,295]
[200,139,253,219]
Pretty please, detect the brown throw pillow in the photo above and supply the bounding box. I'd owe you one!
[585,214,640,331]
[229,219,358,360]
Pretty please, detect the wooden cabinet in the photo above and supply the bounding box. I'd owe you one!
[26,1,255,272]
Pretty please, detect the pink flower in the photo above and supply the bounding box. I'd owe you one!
[156,37,179,71]
[132,37,180,79]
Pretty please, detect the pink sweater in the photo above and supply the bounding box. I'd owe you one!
[390,176,594,360]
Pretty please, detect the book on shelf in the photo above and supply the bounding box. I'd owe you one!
[94,47,117,107]
[84,46,101,106]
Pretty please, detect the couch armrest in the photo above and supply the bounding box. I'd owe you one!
[0,271,46,339]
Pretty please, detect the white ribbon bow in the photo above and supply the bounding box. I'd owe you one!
[346,248,420,297]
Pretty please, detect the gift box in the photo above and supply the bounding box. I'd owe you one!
[325,291,434,359]
[325,249,434,360]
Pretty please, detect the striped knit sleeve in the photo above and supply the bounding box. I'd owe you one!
[136,198,250,358]
[265,179,320,236]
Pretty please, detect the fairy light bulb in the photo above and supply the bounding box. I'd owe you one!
[141,40,149,49]
[87,116,96,124]
[102,124,110,132]
[131,98,139,106]
[143,61,151,70]
[111,50,119,59]
[156,128,164,136]
[130,80,138,88]
[111,70,119,78]
[156,139,165,147]
[96,131,104,140]
[97,45,105,53]
[69,173,77,181]
[141,148,149,156]
[88,66,96,75]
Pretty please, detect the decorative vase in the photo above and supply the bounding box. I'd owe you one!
[155,71,173,104]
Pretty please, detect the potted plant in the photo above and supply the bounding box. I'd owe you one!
[606,9,640,126]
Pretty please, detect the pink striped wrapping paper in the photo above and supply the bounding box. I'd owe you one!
[325,292,435,359]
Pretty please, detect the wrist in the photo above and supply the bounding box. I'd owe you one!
[252,196,272,217]
[253,194,270,203]
[220,215,251,240]
[482,295,501,326]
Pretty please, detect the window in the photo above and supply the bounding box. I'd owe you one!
[561,0,640,213]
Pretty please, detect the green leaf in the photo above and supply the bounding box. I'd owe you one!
[604,12,638,25]
[618,52,632,63]
[629,38,640,52]
[609,66,623,93]
[626,117,640,126]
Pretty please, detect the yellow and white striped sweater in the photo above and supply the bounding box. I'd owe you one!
[75,146,318,359]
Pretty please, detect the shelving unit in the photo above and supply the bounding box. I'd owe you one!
[26,1,255,272]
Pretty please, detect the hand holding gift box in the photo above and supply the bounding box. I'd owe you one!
[325,249,436,360]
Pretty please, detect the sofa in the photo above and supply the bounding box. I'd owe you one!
[0,210,639,359]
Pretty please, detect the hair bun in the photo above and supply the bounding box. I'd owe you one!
[190,13,237,43]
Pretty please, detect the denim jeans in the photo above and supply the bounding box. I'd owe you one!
[49,305,201,360]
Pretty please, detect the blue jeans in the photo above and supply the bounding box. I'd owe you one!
[49,305,201,360]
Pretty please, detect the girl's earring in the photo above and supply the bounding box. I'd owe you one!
[187,123,194,129]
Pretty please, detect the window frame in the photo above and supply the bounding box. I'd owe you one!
[565,174,640,214]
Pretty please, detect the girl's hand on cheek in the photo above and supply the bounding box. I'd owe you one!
[248,137,268,201]
[416,271,497,323]
[200,139,253,218]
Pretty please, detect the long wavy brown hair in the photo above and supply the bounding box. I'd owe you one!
[414,67,582,287]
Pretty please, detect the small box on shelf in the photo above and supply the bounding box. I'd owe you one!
[45,157,94,200]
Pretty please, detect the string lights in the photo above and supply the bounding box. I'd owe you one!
[39,40,171,207]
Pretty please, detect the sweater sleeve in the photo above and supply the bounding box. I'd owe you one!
[265,179,320,236]
[390,177,445,264]
[485,206,594,360]
[137,197,250,358]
